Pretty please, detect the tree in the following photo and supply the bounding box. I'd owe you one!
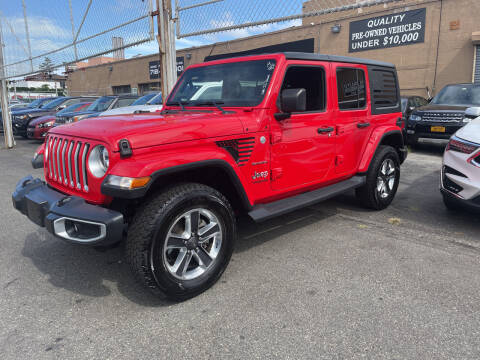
[39,57,54,78]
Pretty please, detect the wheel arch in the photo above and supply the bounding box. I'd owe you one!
[358,129,406,174]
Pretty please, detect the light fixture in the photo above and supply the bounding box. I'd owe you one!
[186,53,192,60]
[331,24,341,34]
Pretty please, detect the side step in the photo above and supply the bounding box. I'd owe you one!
[248,176,366,222]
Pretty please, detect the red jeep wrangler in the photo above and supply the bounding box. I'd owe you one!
[13,53,406,300]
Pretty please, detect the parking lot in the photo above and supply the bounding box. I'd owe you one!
[1,136,480,359]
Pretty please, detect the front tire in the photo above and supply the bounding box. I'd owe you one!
[356,145,401,210]
[126,183,236,301]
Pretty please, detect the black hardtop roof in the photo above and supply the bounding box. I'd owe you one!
[282,52,395,68]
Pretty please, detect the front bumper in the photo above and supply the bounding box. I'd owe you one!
[441,188,480,212]
[406,122,462,140]
[27,126,49,139]
[12,176,124,245]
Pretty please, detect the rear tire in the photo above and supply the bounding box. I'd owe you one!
[126,183,236,301]
[356,145,400,210]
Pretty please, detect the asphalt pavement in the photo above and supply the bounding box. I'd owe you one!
[1,136,480,359]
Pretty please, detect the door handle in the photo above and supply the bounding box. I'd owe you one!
[357,122,370,129]
[317,126,335,134]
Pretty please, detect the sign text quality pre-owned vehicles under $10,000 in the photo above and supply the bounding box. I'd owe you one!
[349,8,426,53]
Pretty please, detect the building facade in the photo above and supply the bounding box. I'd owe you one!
[67,0,480,98]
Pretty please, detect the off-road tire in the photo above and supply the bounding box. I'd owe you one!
[356,145,401,210]
[126,183,236,301]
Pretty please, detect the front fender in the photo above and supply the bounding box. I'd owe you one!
[358,126,404,173]
[102,144,252,208]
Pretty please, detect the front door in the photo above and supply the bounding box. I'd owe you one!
[270,62,336,191]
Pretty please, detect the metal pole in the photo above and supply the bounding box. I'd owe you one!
[21,0,33,72]
[0,19,14,149]
[68,0,78,61]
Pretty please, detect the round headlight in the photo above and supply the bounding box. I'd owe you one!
[88,145,109,178]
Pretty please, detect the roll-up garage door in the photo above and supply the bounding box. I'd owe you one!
[475,45,480,83]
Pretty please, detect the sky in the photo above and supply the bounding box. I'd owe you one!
[0,0,309,77]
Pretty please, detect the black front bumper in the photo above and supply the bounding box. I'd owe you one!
[12,176,124,245]
[407,122,462,140]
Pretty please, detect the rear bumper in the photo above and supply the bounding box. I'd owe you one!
[12,176,124,245]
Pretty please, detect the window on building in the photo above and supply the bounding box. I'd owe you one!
[281,66,326,112]
[139,82,161,95]
[112,85,131,95]
[337,68,366,110]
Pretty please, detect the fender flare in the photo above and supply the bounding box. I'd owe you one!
[358,129,406,174]
[101,159,253,210]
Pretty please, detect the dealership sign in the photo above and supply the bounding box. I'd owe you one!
[149,57,185,79]
[349,8,426,53]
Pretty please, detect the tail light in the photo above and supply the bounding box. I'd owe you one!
[446,137,479,154]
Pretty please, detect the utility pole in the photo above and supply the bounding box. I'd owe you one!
[0,18,14,149]
[155,0,177,101]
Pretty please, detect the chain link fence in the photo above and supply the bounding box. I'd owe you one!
[0,0,154,80]
[176,0,405,38]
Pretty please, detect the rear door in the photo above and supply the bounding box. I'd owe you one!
[333,64,370,176]
[270,61,336,191]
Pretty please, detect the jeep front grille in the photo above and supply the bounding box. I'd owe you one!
[421,112,463,123]
[46,135,90,192]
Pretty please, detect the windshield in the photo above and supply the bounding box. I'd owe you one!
[168,59,277,107]
[28,98,46,108]
[42,97,66,110]
[131,93,156,105]
[148,93,163,104]
[431,85,480,106]
[87,96,115,112]
[57,102,89,115]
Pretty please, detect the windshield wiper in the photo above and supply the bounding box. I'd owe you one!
[166,100,189,110]
[194,101,230,114]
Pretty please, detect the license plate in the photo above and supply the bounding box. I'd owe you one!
[431,126,446,133]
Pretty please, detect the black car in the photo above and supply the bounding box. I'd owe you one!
[0,97,56,130]
[12,96,97,137]
[406,83,480,145]
[55,95,138,125]
[400,95,429,137]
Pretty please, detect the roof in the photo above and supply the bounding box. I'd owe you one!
[282,52,395,68]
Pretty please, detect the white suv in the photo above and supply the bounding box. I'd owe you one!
[441,107,480,211]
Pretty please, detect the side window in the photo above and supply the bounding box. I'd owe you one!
[281,66,326,112]
[114,98,136,108]
[369,67,400,114]
[336,68,366,110]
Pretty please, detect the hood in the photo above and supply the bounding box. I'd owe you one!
[415,104,469,113]
[49,111,246,151]
[99,104,163,116]
[456,117,480,144]
[29,115,56,126]
[12,108,52,117]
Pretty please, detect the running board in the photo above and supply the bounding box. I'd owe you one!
[248,176,366,222]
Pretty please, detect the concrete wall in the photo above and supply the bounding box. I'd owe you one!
[67,0,480,98]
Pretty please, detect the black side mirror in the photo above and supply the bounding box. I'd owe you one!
[281,88,306,113]
[275,88,306,120]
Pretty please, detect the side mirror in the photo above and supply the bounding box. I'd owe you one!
[409,106,415,111]
[464,107,480,119]
[57,105,66,111]
[281,88,306,114]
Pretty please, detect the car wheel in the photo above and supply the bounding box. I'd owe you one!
[356,145,401,210]
[126,183,236,301]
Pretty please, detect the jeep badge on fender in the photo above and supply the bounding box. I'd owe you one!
[12,53,406,301]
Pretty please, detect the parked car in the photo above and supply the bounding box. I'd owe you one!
[440,107,480,211]
[98,92,162,116]
[406,83,480,146]
[27,102,92,140]
[400,96,429,137]
[11,96,97,138]
[0,98,55,131]
[13,52,406,301]
[55,95,138,125]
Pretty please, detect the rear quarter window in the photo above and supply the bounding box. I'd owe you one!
[368,67,401,115]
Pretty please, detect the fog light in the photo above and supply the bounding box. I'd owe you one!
[53,217,106,242]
